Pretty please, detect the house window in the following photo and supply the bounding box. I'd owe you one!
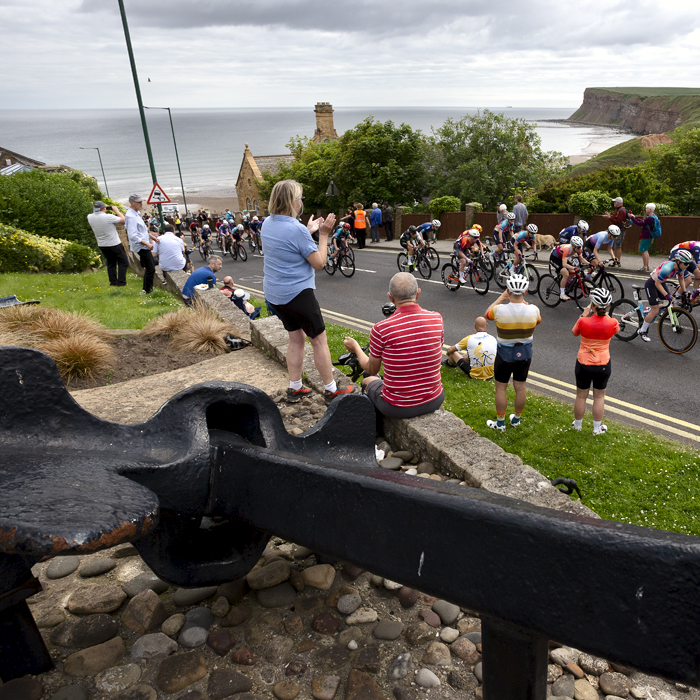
[254,201,260,214]
[246,198,252,211]
[248,178,251,187]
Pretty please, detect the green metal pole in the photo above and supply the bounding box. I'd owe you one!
[117,0,163,226]
[166,108,188,218]
[95,148,110,199]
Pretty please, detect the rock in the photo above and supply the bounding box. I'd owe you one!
[131,632,178,659]
[296,596,324,615]
[313,612,340,635]
[112,544,138,559]
[122,573,169,598]
[216,578,248,603]
[432,600,460,625]
[49,686,90,700]
[285,660,307,676]
[457,617,480,635]
[265,635,295,664]
[446,669,478,691]
[405,468,418,475]
[66,585,127,615]
[50,613,118,649]
[397,587,419,608]
[464,632,482,644]
[550,647,576,667]
[156,651,208,694]
[231,648,258,665]
[346,607,378,625]
[161,613,186,637]
[346,670,387,700]
[393,688,420,700]
[573,679,599,700]
[419,609,441,628]
[675,686,690,694]
[388,652,412,680]
[440,627,459,643]
[610,663,634,675]
[630,690,646,699]
[182,606,215,632]
[207,628,236,656]
[244,611,283,646]
[405,621,436,646]
[312,675,341,700]
[289,569,305,592]
[208,596,229,619]
[78,558,116,578]
[373,620,404,640]
[474,662,482,683]
[416,668,441,688]
[113,686,158,700]
[354,645,381,673]
[172,586,217,606]
[258,582,297,608]
[553,675,575,698]
[342,563,365,581]
[292,545,314,559]
[301,564,336,590]
[348,640,358,650]
[274,680,301,700]
[450,637,479,663]
[566,662,585,679]
[64,636,125,676]
[247,560,291,589]
[579,653,610,676]
[337,593,362,615]
[338,627,363,646]
[95,663,142,693]
[123,589,168,634]
[179,626,208,648]
[221,605,251,627]
[599,672,630,697]
[285,615,304,635]
[548,663,563,682]
[383,579,403,591]
[314,646,352,672]
[326,586,358,608]
[417,462,435,474]
[46,556,80,579]
[423,641,451,666]
[0,677,42,700]
[392,450,414,461]
[207,669,253,700]
[36,608,66,628]
[379,457,403,470]
[298,639,316,653]
[369,575,384,587]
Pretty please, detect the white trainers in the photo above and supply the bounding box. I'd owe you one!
[459,276,466,284]
[593,424,608,436]
[486,419,506,432]
[509,414,521,427]
[571,420,582,431]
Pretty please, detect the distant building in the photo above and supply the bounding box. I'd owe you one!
[312,102,339,143]
[0,147,71,176]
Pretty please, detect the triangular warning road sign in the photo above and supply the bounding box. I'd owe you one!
[147,182,171,205]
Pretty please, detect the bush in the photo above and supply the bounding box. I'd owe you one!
[567,190,611,219]
[655,203,673,216]
[400,205,413,214]
[0,224,100,273]
[141,307,192,338]
[428,196,461,219]
[466,202,483,213]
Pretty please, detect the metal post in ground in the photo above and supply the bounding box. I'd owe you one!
[79,146,110,199]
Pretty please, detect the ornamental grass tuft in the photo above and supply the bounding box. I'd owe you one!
[168,307,235,355]
[141,307,193,338]
[38,332,115,380]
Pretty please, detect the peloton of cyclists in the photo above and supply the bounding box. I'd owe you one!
[668,241,700,301]
[582,225,621,268]
[558,219,589,244]
[510,223,539,269]
[492,211,515,260]
[399,226,425,270]
[637,248,694,342]
[416,219,442,243]
[453,228,484,284]
[549,235,586,301]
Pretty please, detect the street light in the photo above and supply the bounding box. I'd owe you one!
[144,106,188,217]
[79,147,109,199]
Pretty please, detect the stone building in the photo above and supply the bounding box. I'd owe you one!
[312,102,339,143]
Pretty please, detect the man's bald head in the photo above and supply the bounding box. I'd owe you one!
[474,316,488,332]
[222,276,234,287]
[389,272,418,304]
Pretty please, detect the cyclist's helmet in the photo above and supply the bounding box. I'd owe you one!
[253,216,259,221]
[472,224,483,233]
[673,249,694,264]
[527,223,538,234]
[342,222,351,230]
[202,224,210,229]
[409,226,417,233]
[506,274,529,294]
[237,224,244,231]
[577,219,589,232]
[589,287,612,309]
[570,236,584,249]
[607,224,621,238]
[506,212,516,221]
[468,228,480,239]
[432,219,441,228]
[382,302,397,317]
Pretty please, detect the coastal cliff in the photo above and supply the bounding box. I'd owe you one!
[568,87,700,135]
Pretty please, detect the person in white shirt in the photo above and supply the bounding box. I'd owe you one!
[125,193,155,294]
[153,224,187,276]
[442,316,497,380]
[87,201,127,286]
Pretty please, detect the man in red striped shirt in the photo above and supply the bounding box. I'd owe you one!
[342,273,445,419]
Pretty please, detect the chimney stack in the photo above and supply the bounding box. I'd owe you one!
[313,102,339,143]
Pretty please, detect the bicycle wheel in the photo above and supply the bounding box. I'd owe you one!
[339,252,355,277]
[397,252,408,272]
[324,255,336,275]
[479,258,494,280]
[522,264,540,295]
[537,274,561,308]
[441,263,460,291]
[217,236,224,251]
[248,237,256,252]
[493,260,509,289]
[425,247,440,270]
[344,246,355,263]
[198,243,207,260]
[237,244,248,261]
[610,299,643,341]
[658,307,698,354]
[597,272,624,303]
[228,243,236,260]
[572,279,594,310]
[417,254,432,279]
[469,264,489,295]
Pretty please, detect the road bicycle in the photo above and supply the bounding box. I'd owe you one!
[248,230,263,255]
[325,245,355,277]
[610,285,698,354]
[228,238,248,262]
[396,246,432,279]
[423,240,441,271]
[198,238,211,260]
[441,253,490,295]
[493,250,539,294]
[538,267,595,310]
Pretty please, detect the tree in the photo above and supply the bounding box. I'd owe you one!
[651,128,700,215]
[428,196,461,219]
[428,110,565,210]
[567,190,610,219]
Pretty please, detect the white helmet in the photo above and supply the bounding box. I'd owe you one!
[673,249,694,264]
[468,228,480,239]
[432,219,441,228]
[506,212,516,221]
[577,220,589,232]
[203,224,210,229]
[237,224,244,231]
[527,223,538,234]
[253,216,259,221]
[571,236,584,249]
[589,287,612,308]
[506,274,529,294]
[607,224,621,238]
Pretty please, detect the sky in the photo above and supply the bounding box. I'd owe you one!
[2,0,700,109]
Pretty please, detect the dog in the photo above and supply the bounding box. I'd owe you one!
[535,234,557,250]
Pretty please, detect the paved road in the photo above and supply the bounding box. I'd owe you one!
[217,245,700,446]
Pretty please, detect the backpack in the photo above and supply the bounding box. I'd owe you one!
[621,208,633,229]
[649,214,662,239]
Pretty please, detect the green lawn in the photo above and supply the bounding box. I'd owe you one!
[0,270,182,329]
[321,322,700,537]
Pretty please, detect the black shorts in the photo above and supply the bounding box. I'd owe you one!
[274,288,326,338]
[644,277,668,306]
[493,354,531,383]
[549,255,563,272]
[575,360,611,390]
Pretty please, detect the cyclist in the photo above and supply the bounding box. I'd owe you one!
[200,223,212,253]
[636,249,693,341]
[510,223,539,270]
[250,215,261,237]
[331,222,351,260]
[217,219,232,249]
[417,219,441,243]
[668,241,700,300]
[571,288,618,436]
[550,235,586,301]
[453,229,484,284]
[492,211,515,260]
[558,219,589,244]
[582,225,620,268]
[399,225,424,269]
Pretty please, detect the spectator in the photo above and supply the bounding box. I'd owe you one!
[513,195,528,232]
[232,289,261,319]
[603,196,628,267]
[87,201,128,287]
[442,316,497,379]
[629,202,657,272]
[496,203,508,224]
[125,194,156,294]
[369,203,382,243]
[485,275,541,431]
[261,179,352,404]
[154,224,187,279]
[219,276,236,298]
[382,203,394,241]
[181,256,223,306]
[352,203,367,249]
[342,272,445,420]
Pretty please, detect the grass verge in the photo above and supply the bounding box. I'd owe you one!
[0,270,182,329]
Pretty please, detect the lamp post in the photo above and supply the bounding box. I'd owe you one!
[79,147,109,199]
[144,106,188,218]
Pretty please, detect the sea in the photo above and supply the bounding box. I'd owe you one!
[0,107,633,203]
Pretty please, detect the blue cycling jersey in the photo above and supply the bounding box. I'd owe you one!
[333,227,349,241]
[417,223,434,235]
[559,225,578,242]
[584,232,612,251]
